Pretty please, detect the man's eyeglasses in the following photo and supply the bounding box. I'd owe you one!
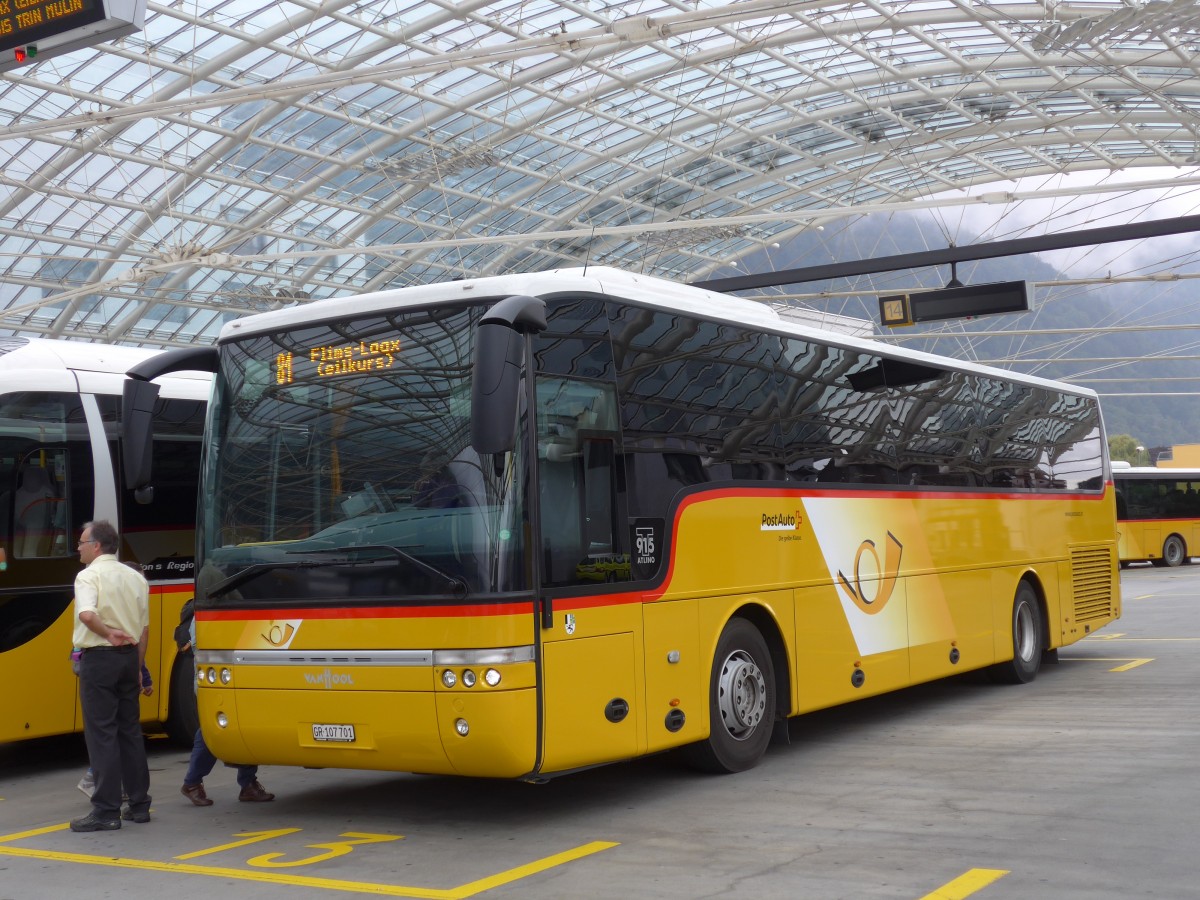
[77,538,97,546]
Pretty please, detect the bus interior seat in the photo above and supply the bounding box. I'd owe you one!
[15,464,57,557]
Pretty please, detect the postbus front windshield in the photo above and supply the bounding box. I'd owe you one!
[198,304,527,606]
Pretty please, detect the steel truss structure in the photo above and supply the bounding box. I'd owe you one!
[2,0,1200,347]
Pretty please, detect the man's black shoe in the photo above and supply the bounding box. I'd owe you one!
[121,807,150,823]
[70,813,121,832]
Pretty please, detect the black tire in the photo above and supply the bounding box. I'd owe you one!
[683,618,776,774]
[1162,534,1186,568]
[164,648,199,746]
[989,582,1043,685]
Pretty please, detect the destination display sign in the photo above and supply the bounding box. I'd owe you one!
[0,0,106,55]
[273,339,402,384]
[0,0,145,75]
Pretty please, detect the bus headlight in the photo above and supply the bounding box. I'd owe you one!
[455,718,469,736]
[462,669,476,687]
[196,668,205,685]
[216,712,228,728]
[220,668,232,685]
[484,668,501,687]
[206,667,216,684]
[441,669,457,688]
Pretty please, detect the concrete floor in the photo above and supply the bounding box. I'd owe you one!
[0,562,1195,900]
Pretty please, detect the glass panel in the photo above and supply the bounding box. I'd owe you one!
[535,375,624,587]
[534,296,628,588]
[11,448,70,559]
[974,377,1104,491]
[777,338,896,486]
[116,396,205,577]
[0,393,85,559]
[0,391,94,653]
[612,307,786,518]
[199,304,528,605]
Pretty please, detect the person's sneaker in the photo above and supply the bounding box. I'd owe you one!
[238,780,275,802]
[70,813,120,832]
[77,771,95,798]
[181,783,213,806]
[121,807,151,823]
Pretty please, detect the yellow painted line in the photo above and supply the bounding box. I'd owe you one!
[248,831,403,868]
[1060,657,1154,672]
[0,832,618,899]
[0,823,69,843]
[1108,658,1154,672]
[920,867,1008,899]
[451,841,621,896]
[175,828,302,860]
[1088,632,1126,640]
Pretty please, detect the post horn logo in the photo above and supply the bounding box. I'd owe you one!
[837,532,903,615]
[262,621,296,646]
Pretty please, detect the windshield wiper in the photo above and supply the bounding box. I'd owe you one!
[294,544,468,599]
[207,557,342,599]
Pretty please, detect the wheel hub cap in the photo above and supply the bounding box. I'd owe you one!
[717,650,767,740]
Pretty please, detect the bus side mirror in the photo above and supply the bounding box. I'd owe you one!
[471,324,525,455]
[470,295,547,456]
[122,345,218,499]
[122,378,161,493]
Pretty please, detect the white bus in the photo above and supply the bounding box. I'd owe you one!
[0,338,208,745]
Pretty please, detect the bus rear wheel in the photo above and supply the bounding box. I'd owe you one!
[989,582,1043,685]
[683,618,775,774]
[1158,535,1187,568]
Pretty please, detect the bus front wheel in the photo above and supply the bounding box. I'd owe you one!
[683,618,776,774]
[165,648,200,746]
[989,582,1043,685]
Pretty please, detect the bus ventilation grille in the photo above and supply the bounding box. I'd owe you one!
[1071,545,1115,623]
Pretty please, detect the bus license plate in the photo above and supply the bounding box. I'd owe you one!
[312,723,355,743]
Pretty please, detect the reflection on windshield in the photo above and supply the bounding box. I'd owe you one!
[199,305,527,604]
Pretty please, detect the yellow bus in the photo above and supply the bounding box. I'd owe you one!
[1112,464,1200,567]
[125,267,1120,777]
[0,338,208,746]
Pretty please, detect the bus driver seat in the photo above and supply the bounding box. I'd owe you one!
[14,464,57,558]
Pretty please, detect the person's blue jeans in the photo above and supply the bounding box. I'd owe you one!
[183,727,259,788]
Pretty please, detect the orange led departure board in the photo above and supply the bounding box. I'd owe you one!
[0,0,144,74]
[0,0,106,54]
[273,339,402,384]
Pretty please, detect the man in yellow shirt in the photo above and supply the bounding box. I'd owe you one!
[70,520,152,832]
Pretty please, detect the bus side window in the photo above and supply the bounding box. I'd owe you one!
[115,396,204,565]
[12,451,70,559]
[536,379,629,588]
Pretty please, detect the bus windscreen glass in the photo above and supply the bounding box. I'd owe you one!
[198,305,528,605]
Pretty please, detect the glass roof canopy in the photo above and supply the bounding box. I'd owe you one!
[2,0,1200,348]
